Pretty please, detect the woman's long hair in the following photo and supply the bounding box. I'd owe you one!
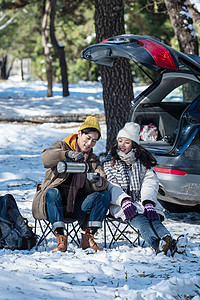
[110,142,157,169]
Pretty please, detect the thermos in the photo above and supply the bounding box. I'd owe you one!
[57,161,90,174]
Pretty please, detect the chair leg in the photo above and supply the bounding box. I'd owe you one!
[105,217,141,248]
[126,220,142,246]
[67,221,81,247]
[35,217,107,250]
[65,218,85,247]
[35,219,54,249]
[34,219,37,234]
[105,218,120,248]
[104,219,107,248]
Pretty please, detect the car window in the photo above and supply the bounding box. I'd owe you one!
[162,81,200,103]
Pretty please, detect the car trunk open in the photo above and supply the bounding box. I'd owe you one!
[82,34,200,156]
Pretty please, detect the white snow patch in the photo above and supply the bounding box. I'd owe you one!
[0,80,200,299]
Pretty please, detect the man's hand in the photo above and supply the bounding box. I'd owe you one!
[66,150,84,162]
[87,172,101,184]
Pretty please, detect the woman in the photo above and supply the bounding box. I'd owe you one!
[103,122,186,255]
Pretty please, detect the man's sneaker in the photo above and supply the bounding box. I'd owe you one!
[156,235,172,255]
[171,235,188,256]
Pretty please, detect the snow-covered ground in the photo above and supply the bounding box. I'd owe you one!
[0,80,200,300]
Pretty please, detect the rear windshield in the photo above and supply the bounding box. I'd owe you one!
[162,81,200,103]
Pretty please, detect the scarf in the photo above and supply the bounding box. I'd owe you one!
[115,150,146,202]
[63,134,87,213]
[116,149,137,166]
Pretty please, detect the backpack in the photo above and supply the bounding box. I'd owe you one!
[0,194,37,250]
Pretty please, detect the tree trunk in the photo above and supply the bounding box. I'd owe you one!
[21,59,24,80]
[186,0,200,36]
[94,0,133,152]
[6,58,14,79]
[0,55,9,79]
[50,0,69,97]
[164,0,198,55]
[164,0,200,103]
[42,0,53,97]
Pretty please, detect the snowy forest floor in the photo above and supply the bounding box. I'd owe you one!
[0,80,200,300]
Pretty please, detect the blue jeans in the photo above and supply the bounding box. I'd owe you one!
[45,188,110,231]
[130,214,171,250]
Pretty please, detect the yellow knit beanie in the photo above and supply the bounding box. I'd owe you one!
[78,116,101,135]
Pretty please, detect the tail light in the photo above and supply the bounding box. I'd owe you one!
[100,39,108,44]
[138,39,177,71]
[154,167,187,175]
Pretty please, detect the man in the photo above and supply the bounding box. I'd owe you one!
[32,116,110,252]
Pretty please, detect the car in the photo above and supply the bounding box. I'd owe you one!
[81,34,200,212]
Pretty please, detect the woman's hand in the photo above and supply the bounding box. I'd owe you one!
[121,199,138,220]
[143,203,159,221]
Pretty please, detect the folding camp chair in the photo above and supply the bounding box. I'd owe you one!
[104,215,144,249]
[34,217,85,250]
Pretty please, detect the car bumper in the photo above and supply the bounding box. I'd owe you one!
[156,172,200,206]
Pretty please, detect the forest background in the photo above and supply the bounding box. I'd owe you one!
[1,0,200,150]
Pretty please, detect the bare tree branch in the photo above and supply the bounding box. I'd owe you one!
[0,16,15,31]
